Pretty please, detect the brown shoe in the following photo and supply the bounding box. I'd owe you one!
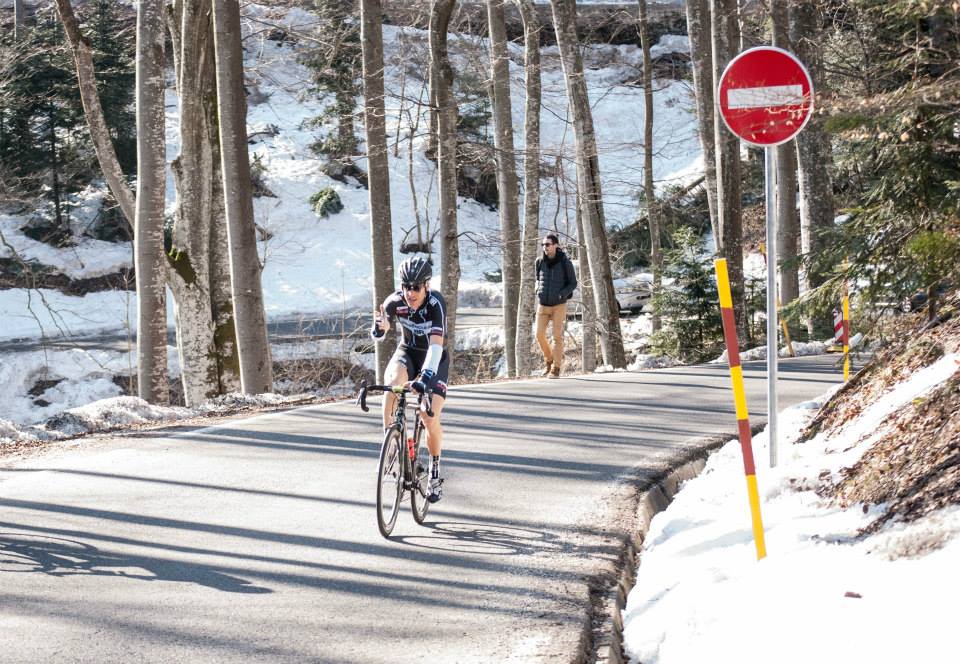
[549,365,561,379]
[541,361,553,377]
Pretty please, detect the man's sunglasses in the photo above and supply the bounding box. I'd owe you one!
[542,242,555,247]
[402,282,426,292]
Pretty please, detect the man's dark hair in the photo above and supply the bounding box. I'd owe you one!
[544,233,559,246]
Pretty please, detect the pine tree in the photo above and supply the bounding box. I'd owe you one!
[84,0,137,175]
[649,228,724,364]
[803,1,960,325]
[302,0,361,160]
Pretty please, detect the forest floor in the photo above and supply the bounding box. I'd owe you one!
[808,289,960,543]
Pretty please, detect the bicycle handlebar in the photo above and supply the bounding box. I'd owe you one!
[356,381,434,417]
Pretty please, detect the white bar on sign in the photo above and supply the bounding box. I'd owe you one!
[727,84,804,109]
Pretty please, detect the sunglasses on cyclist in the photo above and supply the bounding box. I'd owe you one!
[402,282,426,292]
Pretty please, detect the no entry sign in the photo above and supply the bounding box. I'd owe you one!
[718,46,814,146]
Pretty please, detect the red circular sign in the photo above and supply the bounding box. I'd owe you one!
[718,46,814,146]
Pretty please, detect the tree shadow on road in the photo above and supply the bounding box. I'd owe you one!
[0,531,271,594]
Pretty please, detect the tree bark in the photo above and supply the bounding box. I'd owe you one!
[486,0,521,377]
[574,200,597,373]
[361,0,397,382]
[211,0,273,395]
[771,0,800,309]
[790,0,835,337]
[512,0,541,377]
[14,0,26,41]
[134,0,170,404]
[711,0,747,340]
[430,0,460,371]
[167,0,233,406]
[638,0,661,333]
[54,0,136,227]
[549,0,625,368]
[684,0,719,244]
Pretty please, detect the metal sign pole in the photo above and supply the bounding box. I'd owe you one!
[766,146,779,468]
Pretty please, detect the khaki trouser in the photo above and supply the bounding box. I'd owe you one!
[535,302,567,369]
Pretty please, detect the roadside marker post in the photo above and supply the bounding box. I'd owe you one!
[843,293,851,381]
[715,258,767,561]
[718,46,814,469]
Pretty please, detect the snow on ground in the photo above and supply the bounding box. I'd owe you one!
[0,8,699,424]
[622,353,960,664]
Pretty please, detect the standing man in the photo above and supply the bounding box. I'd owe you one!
[535,233,577,378]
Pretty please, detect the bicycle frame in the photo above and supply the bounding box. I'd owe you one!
[357,383,433,490]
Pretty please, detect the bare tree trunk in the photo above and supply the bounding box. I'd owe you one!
[638,0,662,334]
[790,0,835,337]
[14,0,26,40]
[684,0,719,244]
[54,0,136,227]
[166,0,228,405]
[549,0,625,368]
[574,199,597,373]
[212,0,273,395]
[513,0,541,377]
[361,0,397,382]
[133,0,170,404]
[771,0,800,309]
[430,0,460,370]
[711,0,747,340]
[486,0,521,377]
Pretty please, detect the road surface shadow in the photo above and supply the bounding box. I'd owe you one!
[0,531,271,594]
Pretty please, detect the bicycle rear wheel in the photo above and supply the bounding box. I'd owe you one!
[410,418,431,524]
[376,425,404,537]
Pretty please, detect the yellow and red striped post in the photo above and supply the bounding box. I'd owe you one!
[714,258,767,560]
[842,292,850,381]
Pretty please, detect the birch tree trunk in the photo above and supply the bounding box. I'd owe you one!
[790,0,835,337]
[771,0,800,308]
[512,0,541,377]
[638,0,661,334]
[684,0,719,244]
[549,0,626,368]
[486,0,521,377]
[430,0,460,371]
[212,0,273,395]
[361,0,397,382]
[54,0,136,227]
[134,0,170,404]
[711,0,747,340]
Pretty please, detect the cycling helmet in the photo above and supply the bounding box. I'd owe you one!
[398,256,432,284]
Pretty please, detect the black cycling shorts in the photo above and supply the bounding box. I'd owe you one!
[389,345,449,399]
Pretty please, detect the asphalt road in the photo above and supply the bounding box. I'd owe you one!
[0,355,847,663]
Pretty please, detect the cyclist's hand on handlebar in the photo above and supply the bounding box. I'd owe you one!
[411,369,435,394]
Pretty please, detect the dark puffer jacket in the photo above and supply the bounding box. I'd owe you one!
[535,249,577,306]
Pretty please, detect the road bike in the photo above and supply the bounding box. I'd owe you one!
[356,382,434,538]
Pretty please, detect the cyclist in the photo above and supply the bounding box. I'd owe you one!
[370,256,449,503]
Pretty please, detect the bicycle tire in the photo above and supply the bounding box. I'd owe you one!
[410,418,431,524]
[376,425,404,537]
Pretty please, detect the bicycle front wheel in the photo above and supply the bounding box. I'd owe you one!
[376,425,404,537]
[410,419,431,525]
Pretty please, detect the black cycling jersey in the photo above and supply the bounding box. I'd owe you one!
[380,289,447,351]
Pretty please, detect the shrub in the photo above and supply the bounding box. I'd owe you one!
[309,188,344,218]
